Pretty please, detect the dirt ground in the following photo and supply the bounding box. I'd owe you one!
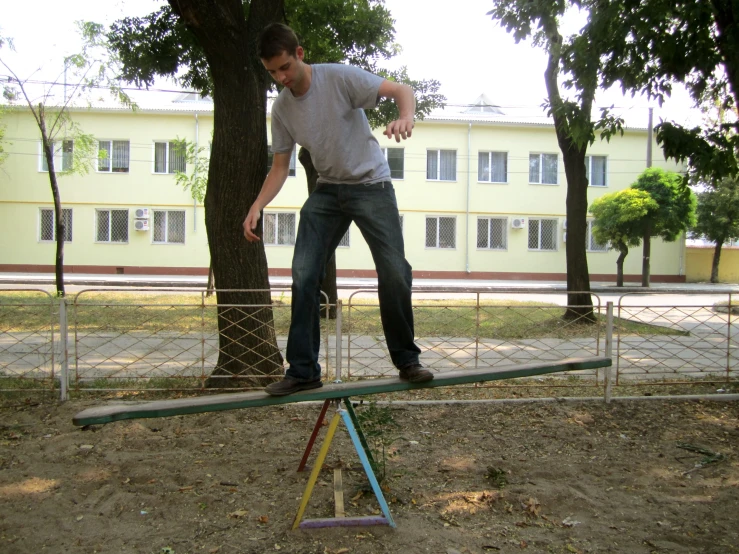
[0,395,738,554]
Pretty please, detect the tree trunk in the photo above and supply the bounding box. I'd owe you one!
[616,245,628,287]
[541,16,594,322]
[560,145,594,319]
[39,106,66,298]
[641,221,652,287]
[711,239,724,283]
[168,0,285,388]
[710,0,739,109]
[297,147,338,319]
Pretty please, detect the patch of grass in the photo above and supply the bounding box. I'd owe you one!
[0,292,694,339]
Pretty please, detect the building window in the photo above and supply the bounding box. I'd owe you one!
[425,216,456,248]
[587,220,609,252]
[96,209,129,243]
[426,149,456,181]
[338,226,350,248]
[267,146,297,177]
[529,153,558,184]
[153,141,186,174]
[39,140,74,172]
[263,212,296,245]
[153,210,185,244]
[39,208,72,242]
[477,217,507,250]
[478,152,507,183]
[586,155,607,187]
[98,140,130,173]
[382,147,404,179]
[528,218,558,251]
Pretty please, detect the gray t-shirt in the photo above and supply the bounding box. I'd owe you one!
[270,64,390,185]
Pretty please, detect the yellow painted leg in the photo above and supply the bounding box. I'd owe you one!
[292,412,342,530]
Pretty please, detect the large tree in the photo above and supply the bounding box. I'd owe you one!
[582,0,739,183]
[590,189,658,286]
[106,0,443,386]
[488,1,623,320]
[691,177,739,283]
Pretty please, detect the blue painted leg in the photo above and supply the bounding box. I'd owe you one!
[339,408,396,528]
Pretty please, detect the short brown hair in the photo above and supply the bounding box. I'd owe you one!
[259,23,299,59]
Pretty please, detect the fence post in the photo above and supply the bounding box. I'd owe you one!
[727,292,733,381]
[604,301,614,404]
[59,298,69,402]
[335,299,343,383]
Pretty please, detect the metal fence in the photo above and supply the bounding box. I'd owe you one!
[1,287,737,399]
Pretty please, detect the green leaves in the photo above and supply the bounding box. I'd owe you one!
[171,138,209,203]
[630,167,697,242]
[691,177,739,245]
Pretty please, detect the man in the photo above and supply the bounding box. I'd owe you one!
[244,23,433,396]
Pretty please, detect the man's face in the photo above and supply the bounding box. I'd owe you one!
[261,46,305,91]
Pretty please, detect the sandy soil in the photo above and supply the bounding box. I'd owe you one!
[0,396,737,554]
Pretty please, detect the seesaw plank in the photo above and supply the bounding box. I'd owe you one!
[73,356,611,426]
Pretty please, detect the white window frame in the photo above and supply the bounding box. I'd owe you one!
[426,149,457,181]
[587,220,609,252]
[267,146,297,177]
[478,151,508,183]
[38,140,74,172]
[425,215,456,249]
[39,207,73,242]
[152,141,187,174]
[476,217,508,250]
[95,209,130,244]
[585,155,608,187]
[528,218,558,251]
[529,153,559,185]
[97,140,131,173]
[152,210,186,244]
[381,147,405,180]
[262,211,296,246]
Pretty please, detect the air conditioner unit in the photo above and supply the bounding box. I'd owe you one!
[134,208,150,219]
[134,219,150,231]
[511,217,526,229]
[562,219,567,230]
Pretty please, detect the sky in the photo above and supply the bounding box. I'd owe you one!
[1,0,701,128]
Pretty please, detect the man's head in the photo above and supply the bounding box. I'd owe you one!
[259,23,307,92]
[258,23,299,60]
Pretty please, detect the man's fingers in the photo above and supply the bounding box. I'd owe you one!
[385,120,413,142]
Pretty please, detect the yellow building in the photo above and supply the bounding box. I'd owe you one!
[0,93,686,282]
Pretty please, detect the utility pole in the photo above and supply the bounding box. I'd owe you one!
[642,107,654,287]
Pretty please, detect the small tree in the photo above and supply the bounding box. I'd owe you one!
[172,138,216,293]
[1,24,129,296]
[631,168,697,286]
[691,177,739,283]
[590,189,658,286]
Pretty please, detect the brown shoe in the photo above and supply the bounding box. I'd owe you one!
[398,363,434,383]
[264,377,323,396]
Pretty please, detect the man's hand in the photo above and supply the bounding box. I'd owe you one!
[384,118,414,143]
[243,204,262,242]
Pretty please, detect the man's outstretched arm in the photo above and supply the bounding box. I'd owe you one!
[378,80,416,143]
[243,152,291,242]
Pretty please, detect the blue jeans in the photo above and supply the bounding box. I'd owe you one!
[285,182,421,382]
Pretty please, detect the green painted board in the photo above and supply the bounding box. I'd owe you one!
[73,356,611,426]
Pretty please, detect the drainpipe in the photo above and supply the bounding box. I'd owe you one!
[466,122,472,273]
[194,113,199,231]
